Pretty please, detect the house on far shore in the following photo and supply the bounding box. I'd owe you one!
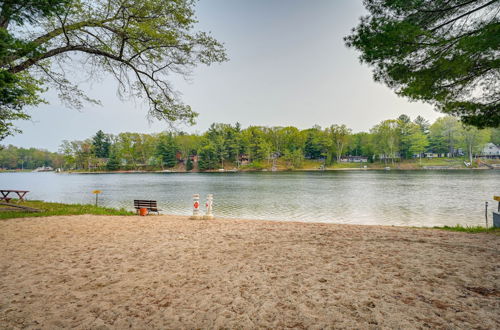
[340,156,368,163]
[423,152,448,158]
[239,154,250,165]
[480,143,500,159]
[423,148,464,158]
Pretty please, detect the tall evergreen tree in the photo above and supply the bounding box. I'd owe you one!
[156,133,178,168]
[414,116,430,134]
[185,157,193,171]
[198,143,218,171]
[106,151,120,171]
[92,130,111,158]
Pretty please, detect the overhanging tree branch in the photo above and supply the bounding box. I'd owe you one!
[0,0,227,139]
[346,0,500,128]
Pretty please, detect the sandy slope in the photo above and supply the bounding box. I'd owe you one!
[0,215,498,329]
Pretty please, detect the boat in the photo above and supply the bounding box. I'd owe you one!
[33,166,54,172]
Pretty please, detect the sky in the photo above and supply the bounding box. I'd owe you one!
[3,0,442,151]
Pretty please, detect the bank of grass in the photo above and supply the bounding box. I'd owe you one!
[0,200,134,220]
[415,158,465,167]
[432,224,500,234]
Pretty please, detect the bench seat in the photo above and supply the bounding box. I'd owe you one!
[134,200,161,214]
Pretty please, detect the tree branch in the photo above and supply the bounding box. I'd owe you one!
[430,0,499,32]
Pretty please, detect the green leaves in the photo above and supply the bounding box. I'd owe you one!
[0,69,45,139]
[0,0,227,140]
[0,0,71,28]
[371,119,400,161]
[156,133,178,168]
[346,0,500,128]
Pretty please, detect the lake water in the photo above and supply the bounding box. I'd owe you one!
[1,171,498,226]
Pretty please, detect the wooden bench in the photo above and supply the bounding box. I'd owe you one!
[134,200,161,215]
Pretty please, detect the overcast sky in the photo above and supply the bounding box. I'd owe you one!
[3,0,441,151]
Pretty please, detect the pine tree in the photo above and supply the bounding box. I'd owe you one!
[157,133,178,168]
[106,152,120,171]
[92,130,111,158]
[186,157,193,171]
[198,144,217,171]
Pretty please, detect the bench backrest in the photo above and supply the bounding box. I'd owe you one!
[134,200,158,209]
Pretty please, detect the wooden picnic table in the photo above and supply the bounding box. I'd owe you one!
[0,190,30,202]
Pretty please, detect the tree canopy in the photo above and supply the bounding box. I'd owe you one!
[0,0,227,139]
[345,0,500,128]
[2,115,498,171]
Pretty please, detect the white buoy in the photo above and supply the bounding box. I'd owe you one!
[203,194,214,220]
[190,194,202,219]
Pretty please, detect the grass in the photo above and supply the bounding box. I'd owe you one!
[327,163,369,169]
[415,158,465,166]
[0,200,134,220]
[432,224,500,234]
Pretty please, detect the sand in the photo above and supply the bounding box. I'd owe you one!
[0,215,498,329]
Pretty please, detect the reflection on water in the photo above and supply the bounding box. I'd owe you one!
[1,171,498,226]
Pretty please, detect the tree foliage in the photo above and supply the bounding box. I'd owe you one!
[6,115,494,172]
[460,125,490,163]
[197,143,218,171]
[156,133,177,168]
[185,156,193,171]
[105,149,120,170]
[91,130,111,158]
[429,116,462,154]
[345,0,500,128]
[408,127,429,163]
[304,126,329,159]
[327,124,351,163]
[0,0,227,139]
[371,119,400,164]
[0,144,63,169]
[491,127,500,145]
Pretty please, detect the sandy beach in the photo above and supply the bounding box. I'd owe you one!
[0,215,498,329]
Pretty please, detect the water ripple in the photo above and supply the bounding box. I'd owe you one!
[1,171,498,227]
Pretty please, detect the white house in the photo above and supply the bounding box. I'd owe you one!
[481,143,500,157]
[340,156,368,163]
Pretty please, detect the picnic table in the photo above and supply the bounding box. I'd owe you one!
[0,190,30,202]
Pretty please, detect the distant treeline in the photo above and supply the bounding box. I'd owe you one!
[1,115,499,171]
[0,146,64,170]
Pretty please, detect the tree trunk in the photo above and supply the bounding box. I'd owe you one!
[0,4,10,29]
[469,144,473,164]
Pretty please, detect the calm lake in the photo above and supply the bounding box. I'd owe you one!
[1,171,498,226]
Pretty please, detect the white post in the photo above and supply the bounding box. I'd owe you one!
[204,194,214,220]
[190,194,202,219]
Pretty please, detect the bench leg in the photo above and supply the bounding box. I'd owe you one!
[17,192,27,201]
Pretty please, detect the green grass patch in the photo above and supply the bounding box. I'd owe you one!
[0,200,134,220]
[240,161,267,170]
[432,224,500,234]
[415,158,463,166]
[326,162,368,169]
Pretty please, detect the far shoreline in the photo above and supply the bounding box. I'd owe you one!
[2,167,497,174]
